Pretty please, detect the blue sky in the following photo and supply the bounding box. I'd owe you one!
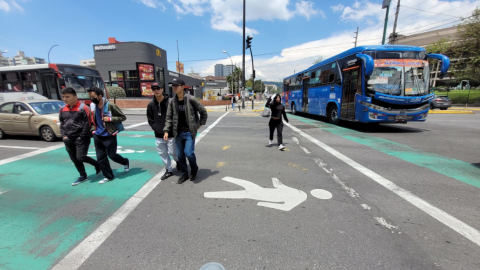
[1,0,479,81]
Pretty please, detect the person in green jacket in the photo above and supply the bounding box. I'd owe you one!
[163,78,208,184]
[88,87,130,184]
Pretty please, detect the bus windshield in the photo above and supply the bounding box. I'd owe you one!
[62,75,105,99]
[366,59,430,97]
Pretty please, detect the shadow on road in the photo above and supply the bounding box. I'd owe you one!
[290,112,427,134]
[193,168,219,184]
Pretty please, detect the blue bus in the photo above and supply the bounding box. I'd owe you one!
[282,45,450,124]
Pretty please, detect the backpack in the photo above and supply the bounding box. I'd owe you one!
[104,100,125,133]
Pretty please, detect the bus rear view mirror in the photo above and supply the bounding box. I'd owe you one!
[427,54,450,79]
[356,54,374,76]
[58,78,66,88]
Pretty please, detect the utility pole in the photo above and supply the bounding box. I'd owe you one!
[391,0,401,44]
[354,27,359,47]
[381,0,391,45]
[242,0,246,109]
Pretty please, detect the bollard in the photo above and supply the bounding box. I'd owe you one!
[225,105,227,111]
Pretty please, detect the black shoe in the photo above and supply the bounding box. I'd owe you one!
[177,174,189,184]
[176,161,180,171]
[161,171,173,180]
[190,168,198,181]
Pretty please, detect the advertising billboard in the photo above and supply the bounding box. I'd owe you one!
[138,63,155,81]
[176,61,184,74]
[140,82,154,97]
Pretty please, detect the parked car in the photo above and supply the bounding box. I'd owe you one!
[430,95,452,110]
[0,99,63,141]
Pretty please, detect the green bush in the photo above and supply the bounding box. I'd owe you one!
[106,86,126,101]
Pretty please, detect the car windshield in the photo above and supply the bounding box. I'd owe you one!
[62,75,105,99]
[29,101,64,115]
[366,59,430,97]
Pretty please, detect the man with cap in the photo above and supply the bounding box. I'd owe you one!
[147,82,178,180]
[163,78,208,184]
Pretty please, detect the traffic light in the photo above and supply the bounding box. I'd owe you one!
[246,36,253,49]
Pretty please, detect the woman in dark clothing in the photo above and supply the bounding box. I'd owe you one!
[266,94,289,150]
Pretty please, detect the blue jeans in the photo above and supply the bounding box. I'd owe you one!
[232,102,235,109]
[175,132,198,176]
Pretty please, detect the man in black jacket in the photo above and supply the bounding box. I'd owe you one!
[147,83,178,180]
[59,88,100,186]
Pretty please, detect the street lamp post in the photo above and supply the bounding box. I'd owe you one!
[291,64,300,74]
[48,45,59,64]
[222,50,234,95]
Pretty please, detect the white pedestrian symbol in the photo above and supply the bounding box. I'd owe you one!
[204,177,332,211]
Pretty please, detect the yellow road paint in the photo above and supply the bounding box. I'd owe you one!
[287,161,307,170]
[429,110,474,114]
[222,146,231,150]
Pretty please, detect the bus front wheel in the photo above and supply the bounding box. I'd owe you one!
[328,105,340,124]
[292,103,297,115]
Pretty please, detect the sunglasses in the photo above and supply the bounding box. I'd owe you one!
[152,88,162,91]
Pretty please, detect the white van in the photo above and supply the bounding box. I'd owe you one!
[0,92,48,104]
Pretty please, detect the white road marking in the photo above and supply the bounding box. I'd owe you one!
[204,176,308,211]
[286,122,480,247]
[0,145,41,150]
[0,188,11,195]
[374,217,399,231]
[310,189,333,200]
[300,146,311,155]
[361,204,371,210]
[315,159,359,198]
[292,137,299,144]
[0,122,150,166]
[52,112,229,270]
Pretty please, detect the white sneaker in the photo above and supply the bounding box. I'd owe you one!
[99,178,111,184]
[269,140,273,145]
[278,144,285,150]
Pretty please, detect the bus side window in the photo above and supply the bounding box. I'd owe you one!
[328,74,335,84]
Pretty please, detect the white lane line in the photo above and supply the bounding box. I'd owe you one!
[52,112,229,270]
[315,159,359,198]
[300,146,311,155]
[124,121,148,130]
[0,145,41,150]
[285,122,480,247]
[0,188,11,195]
[361,204,371,210]
[0,122,150,167]
[292,137,299,144]
[374,217,399,231]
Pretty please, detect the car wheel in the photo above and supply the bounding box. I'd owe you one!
[440,108,447,110]
[430,104,435,110]
[292,102,297,115]
[328,105,340,125]
[0,128,6,139]
[40,126,56,142]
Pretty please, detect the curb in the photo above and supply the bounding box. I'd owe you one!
[429,110,474,114]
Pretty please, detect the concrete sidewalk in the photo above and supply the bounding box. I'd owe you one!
[122,102,266,115]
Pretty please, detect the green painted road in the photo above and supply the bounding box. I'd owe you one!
[0,131,162,270]
[290,115,480,189]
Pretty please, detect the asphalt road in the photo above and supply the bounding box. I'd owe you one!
[0,113,479,270]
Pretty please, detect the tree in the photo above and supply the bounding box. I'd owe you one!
[425,38,454,87]
[226,74,233,92]
[312,56,323,65]
[451,8,480,85]
[106,86,126,104]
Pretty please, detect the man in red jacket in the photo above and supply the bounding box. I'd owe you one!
[59,88,100,186]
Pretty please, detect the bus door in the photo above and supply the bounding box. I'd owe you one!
[341,66,360,119]
[42,73,59,100]
[302,77,310,112]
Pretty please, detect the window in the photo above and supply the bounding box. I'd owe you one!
[4,72,19,82]
[124,70,138,81]
[21,71,39,81]
[14,103,31,114]
[328,74,335,83]
[0,103,14,113]
[110,71,124,81]
[309,69,322,87]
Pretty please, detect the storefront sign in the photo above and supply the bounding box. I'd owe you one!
[94,45,116,51]
[374,59,428,67]
[169,72,179,77]
[138,64,154,81]
[140,82,154,97]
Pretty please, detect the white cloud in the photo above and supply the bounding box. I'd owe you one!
[296,0,323,20]
[331,4,344,13]
[137,0,166,9]
[165,0,324,35]
[11,1,23,12]
[0,0,10,12]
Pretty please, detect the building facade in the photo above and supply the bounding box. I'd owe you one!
[13,51,45,66]
[214,64,235,77]
[93,39,203,98]
[80,58,96,67]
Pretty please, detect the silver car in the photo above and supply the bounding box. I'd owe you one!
[0,100,63,141]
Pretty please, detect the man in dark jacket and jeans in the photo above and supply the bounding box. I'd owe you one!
[59,87,100,186]
[164,78,208,184]
[88,87,130,184]
[147,83,178,180]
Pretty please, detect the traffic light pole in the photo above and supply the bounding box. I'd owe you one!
[249,46,254,110]
[242,0,246,109]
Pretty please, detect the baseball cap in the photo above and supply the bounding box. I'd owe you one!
[169,78,185,86]
[151,82,161,89]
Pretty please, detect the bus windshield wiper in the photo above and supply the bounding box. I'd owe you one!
[387,77,401,96]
